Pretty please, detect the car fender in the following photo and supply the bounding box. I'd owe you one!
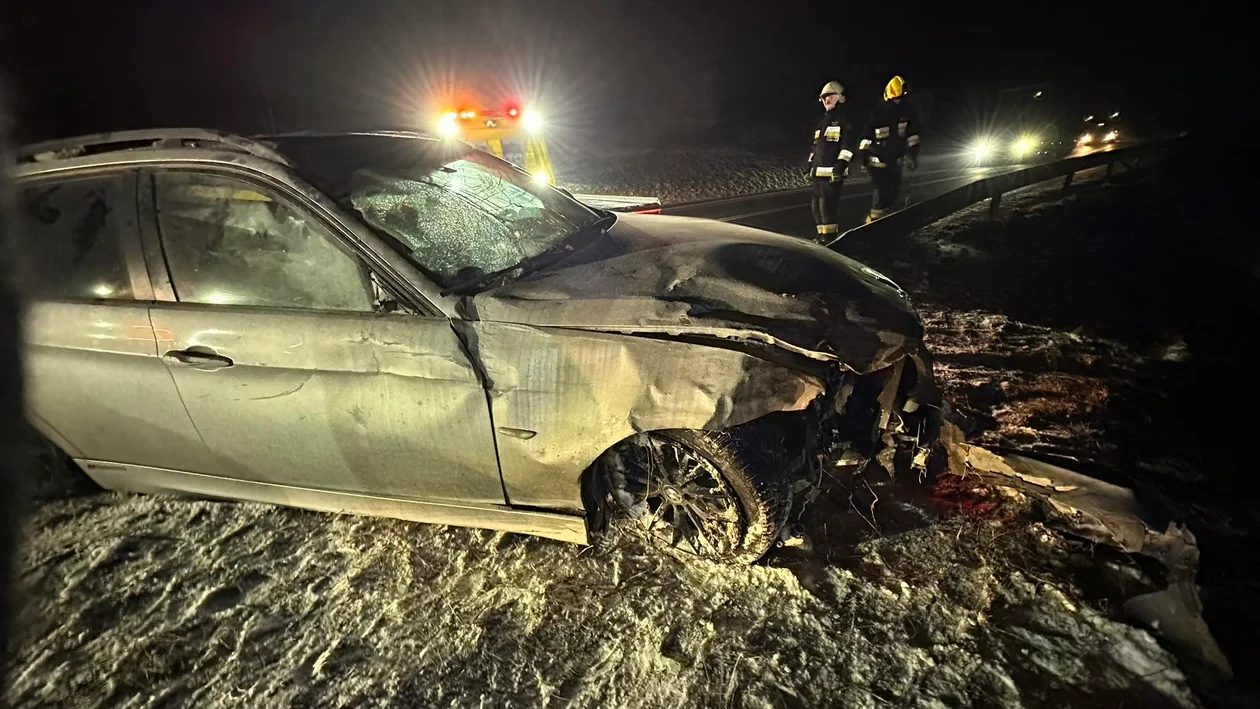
[459,320,825,512]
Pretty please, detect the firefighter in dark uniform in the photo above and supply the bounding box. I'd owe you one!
[808,81,854,240]
[858,75,922,223]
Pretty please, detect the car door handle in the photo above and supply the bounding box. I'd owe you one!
[163,347,234,371]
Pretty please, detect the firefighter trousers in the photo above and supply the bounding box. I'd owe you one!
[868,163,903,222]
[811,177,842,238]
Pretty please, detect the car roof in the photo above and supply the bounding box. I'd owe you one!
[14,128,442,170]
[258,129,439,142]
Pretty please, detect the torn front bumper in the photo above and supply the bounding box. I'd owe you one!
[810,344,942,477]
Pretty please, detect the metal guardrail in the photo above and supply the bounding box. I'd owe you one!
[826,136,1187,254]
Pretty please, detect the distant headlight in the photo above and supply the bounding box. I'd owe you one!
[1077,133,1095,145]
[969,138,995,162]
[1012,135,1038,158]
[1102,130,1119,142]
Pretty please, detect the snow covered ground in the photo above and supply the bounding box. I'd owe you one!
[7,159,1240,708]
[11,492,1199,709]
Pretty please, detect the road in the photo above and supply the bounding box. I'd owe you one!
[663,152,1028,239]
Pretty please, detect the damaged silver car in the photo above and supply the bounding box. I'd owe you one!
[14,129,938,563]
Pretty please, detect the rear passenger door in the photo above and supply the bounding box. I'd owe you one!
[19,170,217,475]
[140,168,505,505]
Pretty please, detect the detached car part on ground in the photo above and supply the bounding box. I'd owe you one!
[941,428,1234,682]
[14,129,939,564]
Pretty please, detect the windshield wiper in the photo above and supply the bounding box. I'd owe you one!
[439,211,617,297]
[581,210,618,233]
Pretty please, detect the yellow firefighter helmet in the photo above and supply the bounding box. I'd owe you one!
[884,75,906,101]
[819,80,845,100]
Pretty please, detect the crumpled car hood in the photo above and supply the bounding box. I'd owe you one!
[473,214,924,374]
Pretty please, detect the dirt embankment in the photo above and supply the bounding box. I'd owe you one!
[855,161,1260,701]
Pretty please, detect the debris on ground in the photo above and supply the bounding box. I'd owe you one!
[939,423,1233,688]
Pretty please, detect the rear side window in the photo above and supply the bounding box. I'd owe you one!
[153,172,375,312]
[20,174,137,301]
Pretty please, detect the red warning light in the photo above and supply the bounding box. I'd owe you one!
[508,107,520,117]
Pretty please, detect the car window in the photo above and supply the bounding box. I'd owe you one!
[20,174,137,301]
[349,157,576,286]
[153,172,375,312]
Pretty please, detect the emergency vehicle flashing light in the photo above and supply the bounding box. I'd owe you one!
[438,112,459,138]
[435,104,542,139]
[522,111,543,133]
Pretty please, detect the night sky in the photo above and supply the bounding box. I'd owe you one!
[2,0,1190,147]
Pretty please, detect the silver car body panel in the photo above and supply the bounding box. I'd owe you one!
[16,132,931,546]
[475,214,925,375]
[78,460,587,544]
[149,305,506,505]
[24,301,219,474]
[510,322,841,363]
[469,321,825,510]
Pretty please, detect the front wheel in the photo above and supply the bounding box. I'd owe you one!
[600,430,788,564]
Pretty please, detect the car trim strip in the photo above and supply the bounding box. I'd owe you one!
[78,459,590,545]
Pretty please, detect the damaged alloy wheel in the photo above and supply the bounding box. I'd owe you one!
[601,430,786,564]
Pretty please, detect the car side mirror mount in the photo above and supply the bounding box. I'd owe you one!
[371,272,417,315]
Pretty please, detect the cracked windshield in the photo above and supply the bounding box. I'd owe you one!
[338,146,595,288]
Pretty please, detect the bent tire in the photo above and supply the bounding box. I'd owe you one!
[602,429,789,564]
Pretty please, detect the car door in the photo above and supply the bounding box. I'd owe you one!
[141,167,505,505]
[18,169,218,475]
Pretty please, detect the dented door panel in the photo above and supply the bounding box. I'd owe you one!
[469,321,825,511]
[150,305,505,505]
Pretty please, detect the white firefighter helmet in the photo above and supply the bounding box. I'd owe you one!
[819,81,845,101]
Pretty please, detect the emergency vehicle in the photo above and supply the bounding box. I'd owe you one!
[436,103,662,214]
